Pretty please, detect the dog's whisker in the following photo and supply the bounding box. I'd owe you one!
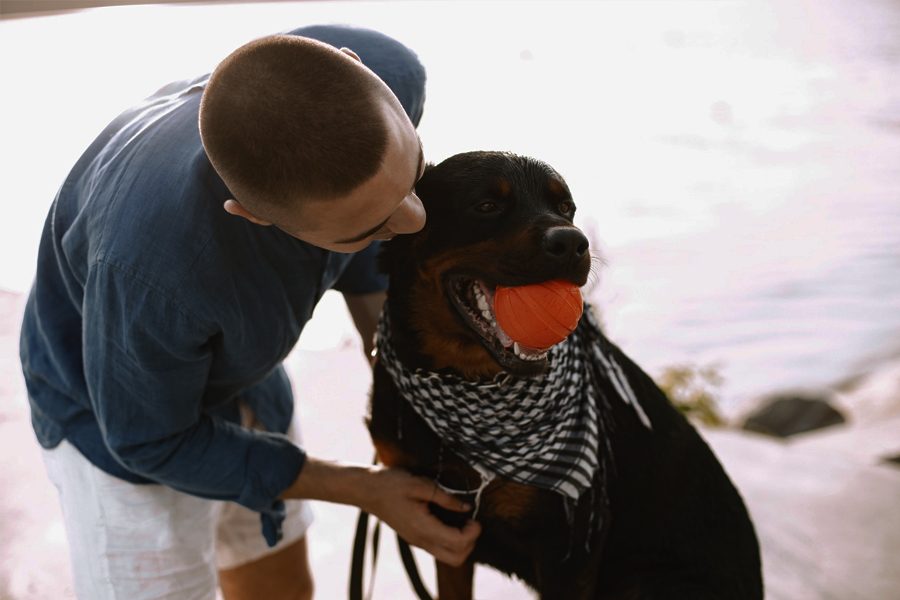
[589,253,608,269]
[584,254,606,289]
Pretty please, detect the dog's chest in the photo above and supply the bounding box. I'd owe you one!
[368,362,579,529]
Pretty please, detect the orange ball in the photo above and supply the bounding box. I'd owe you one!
[493,280,584,350]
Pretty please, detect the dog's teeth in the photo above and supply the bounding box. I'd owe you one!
[495,326,513,348]
[477,295,489,312]
[510,341,548,362]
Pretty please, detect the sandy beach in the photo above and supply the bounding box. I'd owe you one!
[3,289,899,599]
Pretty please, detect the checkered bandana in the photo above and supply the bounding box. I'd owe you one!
[375,304,651,503]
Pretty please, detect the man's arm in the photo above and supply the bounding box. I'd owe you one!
[343,290,386,362]
[82,262,304,529]
[280,456,480,567]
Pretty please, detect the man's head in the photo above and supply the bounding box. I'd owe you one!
[200,34,425,252]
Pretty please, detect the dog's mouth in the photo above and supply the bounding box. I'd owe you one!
[447,276,550,375]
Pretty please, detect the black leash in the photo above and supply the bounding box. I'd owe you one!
[349,509,434,600]
[349,509,377,600]
[349,453,434,600]
[396,532,433,600]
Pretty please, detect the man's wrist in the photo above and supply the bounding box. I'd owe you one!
[280,457,377,512]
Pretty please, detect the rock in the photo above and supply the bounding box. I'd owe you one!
[882,453,900,468]
[741,393,846,438]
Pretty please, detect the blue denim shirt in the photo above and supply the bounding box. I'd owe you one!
[19,25,426,546]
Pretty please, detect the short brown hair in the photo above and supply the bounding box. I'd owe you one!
[199,35,389,212]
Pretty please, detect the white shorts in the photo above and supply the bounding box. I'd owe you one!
[42,434,313,600]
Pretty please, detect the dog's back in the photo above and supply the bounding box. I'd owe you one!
[584,337,762,598]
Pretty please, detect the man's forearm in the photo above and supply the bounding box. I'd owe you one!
[279,456,375,512]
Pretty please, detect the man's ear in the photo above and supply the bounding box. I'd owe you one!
[223,199,272,226]
[340,47,362,63]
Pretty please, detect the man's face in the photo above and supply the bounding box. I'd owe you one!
[278,97,427,254]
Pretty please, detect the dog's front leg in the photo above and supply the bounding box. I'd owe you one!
[436,559,474,600]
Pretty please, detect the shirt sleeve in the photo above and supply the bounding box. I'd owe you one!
[82,260,304,544]
[331,241,389,294]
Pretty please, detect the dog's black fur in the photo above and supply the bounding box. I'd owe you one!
[368,151,763,599]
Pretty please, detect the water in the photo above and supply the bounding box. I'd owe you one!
[2,0,899,414]
[564,0,900,410]
[410,0,900,412]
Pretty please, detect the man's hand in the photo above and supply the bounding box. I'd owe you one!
[362,466,481,566]
[281,457,481,566]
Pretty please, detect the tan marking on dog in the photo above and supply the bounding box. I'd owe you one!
[480,480,544,523]
[547,177,568,199]
[407,240,516,379]
[373,439,411,468]
[492,177,512,198]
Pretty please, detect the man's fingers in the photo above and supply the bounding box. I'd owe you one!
[372,468,483,566]
[387,469,470,513]
[432,516,481,555]
[404,505,481,559]
[424,522,481,567]
[459,518,482,543]
[420,481,472,513]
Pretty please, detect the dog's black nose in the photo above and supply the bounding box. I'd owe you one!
[542,226,589,262]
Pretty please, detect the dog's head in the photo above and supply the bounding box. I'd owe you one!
[380,151,591,379]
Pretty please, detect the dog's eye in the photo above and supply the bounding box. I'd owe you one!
[475,201,500,214]
[558,201,574,216]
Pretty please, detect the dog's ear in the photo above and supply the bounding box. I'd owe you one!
[408,161,442,220]
[377,161,437,275]
[377,226,417,276]
[416,161,436,191]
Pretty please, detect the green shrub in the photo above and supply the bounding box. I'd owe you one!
[657,364,726,427]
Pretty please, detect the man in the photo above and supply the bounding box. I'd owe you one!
[20,25,480,600]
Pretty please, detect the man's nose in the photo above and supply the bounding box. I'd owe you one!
[389,193,426,234]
